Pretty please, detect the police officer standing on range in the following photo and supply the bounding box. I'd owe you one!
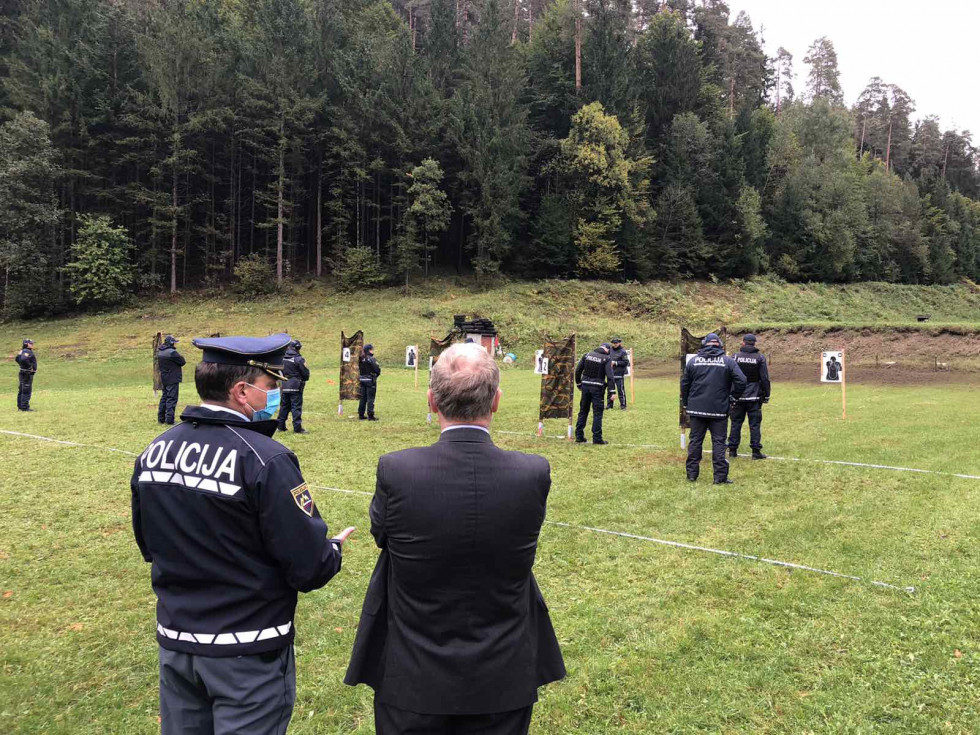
[606,337,630,410]
[15,338,37,411]
[575,342,615,445]
[131,333,355,735]
[680,333,746,484]
[278,339,310,434]
[358,343,381,421]
[728,333,770,460]
[157,335,186,425]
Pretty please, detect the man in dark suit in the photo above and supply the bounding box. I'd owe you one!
[345,342,566,735]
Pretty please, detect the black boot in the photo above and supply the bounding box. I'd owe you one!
[367,416,378,422]
[575,435,587,443]
[606,401,614,410]
[277,422,287,432]
[593,439,608,445]
[752,451,767,460]
[728,447,738,458]
[687,475,697,482]
[714,479,734,485]
[294,425,308,434]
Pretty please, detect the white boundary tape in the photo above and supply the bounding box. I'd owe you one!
[300,418,980,481]
[544,521,915,593]
[765,454,980,481]
[0,428,916,594]
[0,430,139,456]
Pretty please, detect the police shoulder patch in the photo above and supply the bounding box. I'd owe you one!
[290,483,315,517]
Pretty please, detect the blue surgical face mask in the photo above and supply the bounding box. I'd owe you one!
[245,383,281,422]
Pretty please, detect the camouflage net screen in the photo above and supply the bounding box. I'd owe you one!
[340,330,364,401]
[538,334,576,421]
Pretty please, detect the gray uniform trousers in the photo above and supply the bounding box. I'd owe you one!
[159,645,295,735]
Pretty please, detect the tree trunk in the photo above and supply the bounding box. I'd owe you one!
[513,0,519,43]
[316,160,323,277]
[277,138,285,285]
[942,143,949,179]
[859,116,866,158]
[885,117,893,172]
[171,136,178,297]
[574,0,582,92]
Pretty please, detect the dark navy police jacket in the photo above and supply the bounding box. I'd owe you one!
[157,346,186,386]
[359,354,381,385]
[16,347,37,373]
[281,347,310,392]
[131,405,342,657]
[733,346,770,403]
[680,345,747,418]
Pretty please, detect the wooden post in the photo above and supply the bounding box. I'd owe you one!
[629,348,635,405]
[414,350,419,390]
[841,347,847,421]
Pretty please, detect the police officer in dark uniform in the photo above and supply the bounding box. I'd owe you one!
[358,344,381,421]
[15,338,37,411]
[131,333,355,735]
[728,334,770,460]
[606,337,630,410]
[278,339,310,434]
[680,333,746,484]
[574,342,615,445]
[157,335,186,425]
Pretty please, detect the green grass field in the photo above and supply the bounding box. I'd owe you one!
[3,282,980,733]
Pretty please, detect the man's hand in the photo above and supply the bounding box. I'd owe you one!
[333,527,356,545]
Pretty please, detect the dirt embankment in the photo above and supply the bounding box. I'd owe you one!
[638,326,980,386]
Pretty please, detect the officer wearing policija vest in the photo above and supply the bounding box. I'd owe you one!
[131,334,355,735]
[680,333,746,484]
[575,342,615,444]
[727,333,770,460]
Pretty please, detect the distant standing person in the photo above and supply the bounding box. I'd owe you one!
[606,337,630,410]
[574,342,614,445]
[15,338,37,412]
[728,334,770,460]
[156,335,185,425]
[358,344,381,421]
[680,333,746,484]
[278,339,310,434]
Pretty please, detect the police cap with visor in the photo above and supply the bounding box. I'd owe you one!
[191,333,291,381]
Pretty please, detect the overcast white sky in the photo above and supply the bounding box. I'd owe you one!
[727,0,980,138]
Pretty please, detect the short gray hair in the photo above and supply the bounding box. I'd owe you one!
[430,343,500,421]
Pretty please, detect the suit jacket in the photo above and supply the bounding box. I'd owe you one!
[345,427,566,715]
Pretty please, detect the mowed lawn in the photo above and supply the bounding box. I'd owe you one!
[3,352,980,733]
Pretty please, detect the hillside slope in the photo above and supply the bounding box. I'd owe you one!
[2,278,979,369]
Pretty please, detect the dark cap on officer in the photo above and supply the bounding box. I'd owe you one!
[291,339,302,351]
[23,338,34,347]
[599,342,612,352]
[191,333,291,381]
[703,333,722,346]
[610,337,622,345]
[364,343,374,354]
[163,334,178,346]
[742,333,757,344]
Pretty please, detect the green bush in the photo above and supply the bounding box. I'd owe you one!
[335,246,387,292]
[233,253,277,298]
[63,214,135,308]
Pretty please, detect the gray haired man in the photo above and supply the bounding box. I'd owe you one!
[346,343,565,735]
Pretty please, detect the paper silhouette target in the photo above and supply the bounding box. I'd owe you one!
[821,351,844,382]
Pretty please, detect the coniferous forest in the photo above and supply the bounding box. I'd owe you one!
[1,0,979,317]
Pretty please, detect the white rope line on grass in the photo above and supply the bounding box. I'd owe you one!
[0,429,139,456]
[0,427,924,593]
[544,521,915,593]
[764,454,980,481]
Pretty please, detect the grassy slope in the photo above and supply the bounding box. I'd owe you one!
[2,277,980,369]
[2,279,980,733]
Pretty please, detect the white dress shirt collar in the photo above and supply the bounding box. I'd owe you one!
[440,424,491,435]
[200,403,250,422]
